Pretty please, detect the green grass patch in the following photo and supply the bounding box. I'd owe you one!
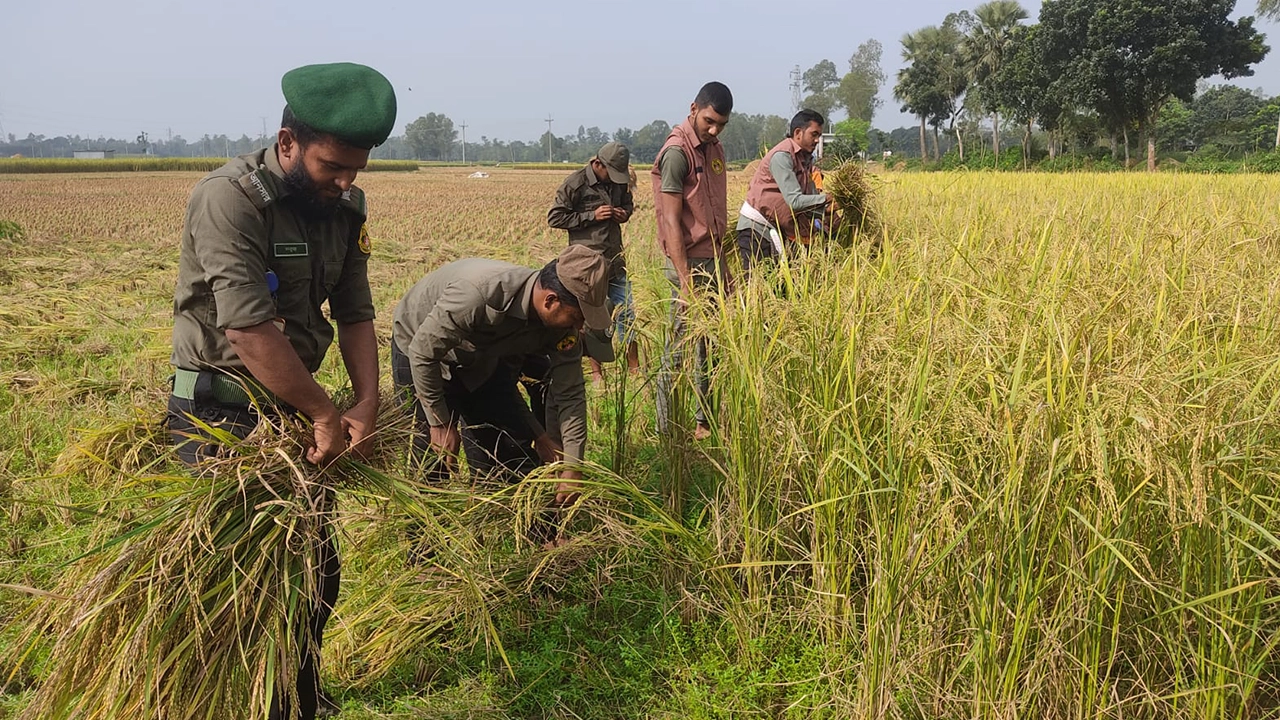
[0,220,25,241]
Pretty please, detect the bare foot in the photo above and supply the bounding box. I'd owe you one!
[694,423,713,441]
[625,343,641,376]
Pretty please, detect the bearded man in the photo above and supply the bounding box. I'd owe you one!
[167,62,395,720]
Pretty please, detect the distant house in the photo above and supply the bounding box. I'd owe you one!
[73,150,116,160]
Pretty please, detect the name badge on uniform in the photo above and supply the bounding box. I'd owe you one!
[274,243,308,258]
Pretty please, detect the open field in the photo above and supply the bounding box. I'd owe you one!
[3,167,1280,718]
[0,158,421,173]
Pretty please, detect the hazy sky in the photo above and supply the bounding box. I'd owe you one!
[4,0,1279,143]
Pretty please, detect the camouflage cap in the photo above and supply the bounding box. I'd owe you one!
[555,245,611,331]
[281,63,397,148]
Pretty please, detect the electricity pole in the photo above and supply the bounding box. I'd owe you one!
[460,121,467,164]
[545,115,554,163]
[790,65,802,111]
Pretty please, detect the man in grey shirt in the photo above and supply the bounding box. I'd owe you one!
[736,109,831,274]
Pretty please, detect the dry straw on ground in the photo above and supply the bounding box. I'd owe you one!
[10,394,687,720]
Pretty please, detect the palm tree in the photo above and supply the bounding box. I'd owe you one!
[962,0,1028,163]
[896,29,933,162]
[896,26,968,163]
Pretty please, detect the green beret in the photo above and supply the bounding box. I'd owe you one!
[281,63,397,148]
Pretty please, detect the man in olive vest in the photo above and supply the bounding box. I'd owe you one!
[737,109,831,273]
[651,81,733,440]
[168,62,395,720]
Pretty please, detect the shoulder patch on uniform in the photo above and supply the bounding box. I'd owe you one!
[357,223,372,254]
[556,333,578,351]
[340,185,367,217]
[237,168,276,210]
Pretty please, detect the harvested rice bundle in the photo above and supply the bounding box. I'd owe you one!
[14,405,430,720]
[822,160,881,247]
[12,397,684,718]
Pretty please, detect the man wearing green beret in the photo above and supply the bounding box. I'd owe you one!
[167,62,396,720]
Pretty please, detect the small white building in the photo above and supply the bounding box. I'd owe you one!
[73,150,116,160]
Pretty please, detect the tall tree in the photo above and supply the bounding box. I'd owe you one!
[1188,85,1268,152]
[935,13,975,160]
[1256,1,1280,147]
[404,113,456,161]
[1042,0,1268,171]
[896,24,968,161]
[801,59,840,122]
[631,119,672,163]
[962,0,1028,164]
[990,24,1058,165]
[895,30,935,159]
[836,40,886,122]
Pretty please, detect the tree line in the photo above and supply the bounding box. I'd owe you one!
[889,0,1272,170]
[0,132,271,160]
[8,0,1280,171]
[391,113,797,165]
[0,116,793,166]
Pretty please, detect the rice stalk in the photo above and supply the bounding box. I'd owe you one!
[11,400,433,720]
[822,160,881,245]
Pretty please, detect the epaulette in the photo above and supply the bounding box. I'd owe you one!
[237,167,277,210]
[340,185,367,218]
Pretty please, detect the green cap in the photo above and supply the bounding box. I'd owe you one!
[281,62,397,148]
[596,142,631,184]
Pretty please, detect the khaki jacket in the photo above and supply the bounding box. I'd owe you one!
[170,145,373,374]
[547,164,634,277]
[391,259,589,462]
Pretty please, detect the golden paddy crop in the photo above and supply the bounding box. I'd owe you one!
[3,167,1280,718]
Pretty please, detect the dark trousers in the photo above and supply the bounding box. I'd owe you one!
[390,339,548,482]
[737,226,780,276]
[391,343,559,549]
[166,394,339,720]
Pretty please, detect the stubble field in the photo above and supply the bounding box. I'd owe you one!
[2,166,1280,718]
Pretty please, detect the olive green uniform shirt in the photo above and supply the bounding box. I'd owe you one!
[391,259,588,462]
[546,164,634,277]
[170,145,375,375]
